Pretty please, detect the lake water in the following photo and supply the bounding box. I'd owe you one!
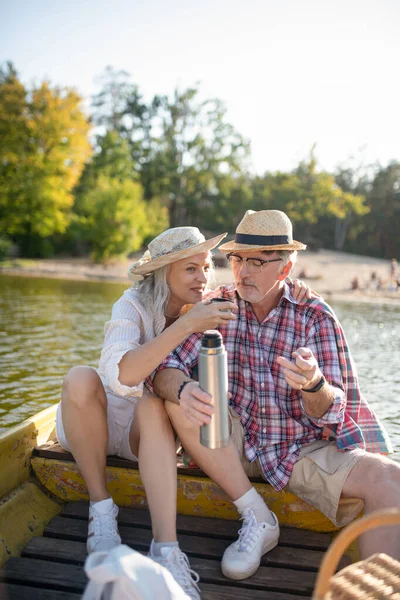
[0,274,399,461]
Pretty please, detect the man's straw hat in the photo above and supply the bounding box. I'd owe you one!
[219,210,306,253]
[129,227,227,278]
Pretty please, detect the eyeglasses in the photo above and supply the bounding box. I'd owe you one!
[227,254,282,274]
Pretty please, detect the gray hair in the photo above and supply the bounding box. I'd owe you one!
[133,253,217,315]
[261,250,297,274]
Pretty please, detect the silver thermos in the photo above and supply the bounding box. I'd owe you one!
[199,330,229,449]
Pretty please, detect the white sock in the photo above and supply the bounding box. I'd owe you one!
[90,497,114,513]
[234,487,275,525]
[151,539,179,557]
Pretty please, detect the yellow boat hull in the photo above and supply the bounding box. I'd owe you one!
[0,405,359,567]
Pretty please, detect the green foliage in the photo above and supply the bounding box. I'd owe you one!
[344,162,400,258]
[0,235,12,260]
[0,63,91,256]
[77,176,146,261]
[141,87,250,226]
[1,63,399,262]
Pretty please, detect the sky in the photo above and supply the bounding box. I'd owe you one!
[1,0,399,174]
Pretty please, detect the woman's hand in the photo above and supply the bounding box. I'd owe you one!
[181,299,237,334]
[291,278,321,302]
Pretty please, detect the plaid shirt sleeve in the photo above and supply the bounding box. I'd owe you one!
[148,332,202,389]
[300,312,346,427]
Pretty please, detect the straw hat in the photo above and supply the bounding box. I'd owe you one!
[129,227,227,278]
[219,210,306,253]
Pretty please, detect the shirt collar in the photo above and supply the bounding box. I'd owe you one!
[279,280,300,306]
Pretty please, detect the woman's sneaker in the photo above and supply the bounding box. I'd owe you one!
[149,542,201,600]
[87,498,121,554]
[221,508,280,580]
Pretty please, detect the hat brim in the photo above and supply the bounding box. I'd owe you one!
[218,239,306,253]
[129,232,227,277]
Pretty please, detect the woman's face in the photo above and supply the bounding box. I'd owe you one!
[167,251,211,306]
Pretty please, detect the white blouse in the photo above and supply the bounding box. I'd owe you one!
[97,287,166,402]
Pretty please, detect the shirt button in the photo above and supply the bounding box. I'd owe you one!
[263,428,267,433]
[260,356,264,362]
[262,408,266,414]
[261,382,265,388]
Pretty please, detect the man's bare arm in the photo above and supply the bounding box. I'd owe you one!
[153,368,191,405]
[277,347,343,420]
[153,368,214,426]
[301,381,336,418]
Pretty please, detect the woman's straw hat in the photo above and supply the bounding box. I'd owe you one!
[219,210,306,253]
[129,227,227,278]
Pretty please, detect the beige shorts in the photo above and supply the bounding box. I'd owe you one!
[56,392,138,462]
[229,407,365,527]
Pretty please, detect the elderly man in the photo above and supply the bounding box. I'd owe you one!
[152,209,398,581]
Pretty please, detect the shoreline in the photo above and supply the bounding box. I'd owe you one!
[1,250,400,306]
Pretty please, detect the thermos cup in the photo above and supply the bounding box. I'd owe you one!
[199,330,229,449]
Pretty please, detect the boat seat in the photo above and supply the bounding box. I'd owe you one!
[31,440,357,533]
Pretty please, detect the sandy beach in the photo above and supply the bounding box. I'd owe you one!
[1,249,399,305]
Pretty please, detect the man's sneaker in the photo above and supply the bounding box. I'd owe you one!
[221,508,280,580]
[87,498,121,554]
[149,541,201,600]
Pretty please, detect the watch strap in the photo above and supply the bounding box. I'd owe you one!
[303,374,326,393]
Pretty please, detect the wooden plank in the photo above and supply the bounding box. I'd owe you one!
[190,556,315,595]
[200,583,308,600]
[33,444,253,481]
[0,558,86,593]
[0,583,81,599]
[1,555,314,595]
[61,501,333,550]
[28,526,326,572]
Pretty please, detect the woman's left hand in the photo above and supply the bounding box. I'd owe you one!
[291,278,320,302]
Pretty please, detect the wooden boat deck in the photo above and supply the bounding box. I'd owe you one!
[0,441,351,598]
[0,499,349,599]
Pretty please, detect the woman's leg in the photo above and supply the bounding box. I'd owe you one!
[61,366,109,502]
[129,392,177,542]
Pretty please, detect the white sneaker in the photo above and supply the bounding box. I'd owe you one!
[87,498,121,554]
[149,542,201,600]
[221,508,280,580]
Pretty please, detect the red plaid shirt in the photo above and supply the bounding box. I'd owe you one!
[154,282,391,490]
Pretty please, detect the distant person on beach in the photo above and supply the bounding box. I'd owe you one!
[152,209,397,582]
[55,225,312,599]
[390,258,398,290]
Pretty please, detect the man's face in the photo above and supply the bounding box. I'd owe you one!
[229,250,286,304]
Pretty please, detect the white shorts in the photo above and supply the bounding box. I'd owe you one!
[56,392,138,462]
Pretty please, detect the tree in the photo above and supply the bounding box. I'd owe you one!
[250,149,369,250]
[146,87,250,227]
[70,129,168,260]
[76,175,167,261]
[358,163,400,258]
[0,63,91,256]
[92,66,150,173]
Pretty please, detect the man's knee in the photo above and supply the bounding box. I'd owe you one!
[62,366,104,407]
[344,453,400,502]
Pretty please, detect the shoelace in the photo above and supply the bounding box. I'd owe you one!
[92,508,119,540]
[237,508,263,552]
[168,548,200,593]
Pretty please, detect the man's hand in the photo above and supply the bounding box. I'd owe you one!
[277,347,322,391]
[179,381,215,426]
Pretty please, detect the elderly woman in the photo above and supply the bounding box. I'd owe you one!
[56,226,312,599]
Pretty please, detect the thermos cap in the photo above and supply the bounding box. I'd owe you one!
[201,330,222,348]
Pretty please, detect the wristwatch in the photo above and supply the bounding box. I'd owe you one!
[303,374,326,393]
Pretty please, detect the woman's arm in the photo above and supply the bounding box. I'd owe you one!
[116,298,237,388]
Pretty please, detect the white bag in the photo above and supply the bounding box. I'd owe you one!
[82,545,191,600]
